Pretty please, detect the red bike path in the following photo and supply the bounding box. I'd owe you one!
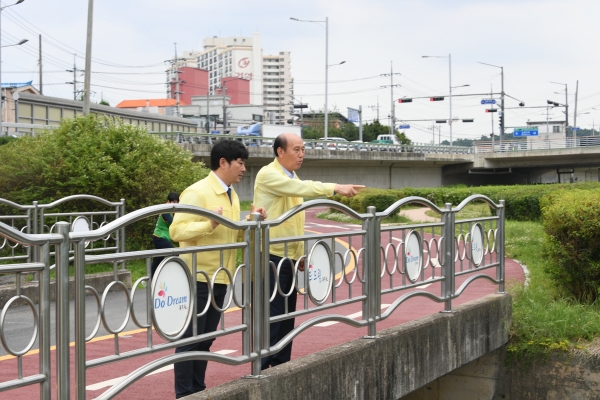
[0,208,524,399]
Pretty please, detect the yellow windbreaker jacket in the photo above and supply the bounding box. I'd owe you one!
[253,158,335,259]
[170,171,240,284]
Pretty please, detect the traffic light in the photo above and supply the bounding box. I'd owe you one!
[499,113,504,132]
[485,109,498,113]
[547,100,559,107]
[398,98,412,103]
[462,119,474,123]
[435,119,446,123]
[430,96,444,101]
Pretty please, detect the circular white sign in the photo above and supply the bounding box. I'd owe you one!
[470,223,484,267]
[71,216,91,248]
[151,257,193,341]
[405,231,422,283]
[306,241,333,305]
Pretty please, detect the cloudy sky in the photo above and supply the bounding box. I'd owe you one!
[4,0,599,143]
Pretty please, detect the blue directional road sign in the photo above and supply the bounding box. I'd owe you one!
[572,127,581,130]
[210,130,221,135]
[513,126,539,137]
[398,124,410,129]
[481,99,496,105]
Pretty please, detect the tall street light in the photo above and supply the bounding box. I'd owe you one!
[422,54,455,145]
[479,62,504,150]
[1,38,28,48]
[0,0,26,135]
[291,16,339,139]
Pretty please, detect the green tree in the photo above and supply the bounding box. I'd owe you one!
[99,99,110,106]
[0,114,209,249]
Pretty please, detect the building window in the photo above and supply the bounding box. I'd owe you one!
[553,126,560,133]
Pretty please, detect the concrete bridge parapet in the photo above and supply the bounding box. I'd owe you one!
[187,293,511,400]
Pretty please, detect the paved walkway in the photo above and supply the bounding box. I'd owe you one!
[399,207,440,222]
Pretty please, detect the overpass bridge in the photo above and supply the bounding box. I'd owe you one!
[169,134,600,200]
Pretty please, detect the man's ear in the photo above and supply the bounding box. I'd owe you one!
[219,157,229,168]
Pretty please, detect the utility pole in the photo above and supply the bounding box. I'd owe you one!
[499,65,504,151]
[359,105,363,142]
[222,86,227,132]
[82,0,94,115]
[173,43,182,117]
[369,96,380,121]
[573,80,579,142]
[490,84,495,151]
[381,63,400,136]
[38,34,42,94]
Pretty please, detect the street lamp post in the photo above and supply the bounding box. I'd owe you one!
[0,0,26,135]
[478,62,505,150]
[423,54,455,145]
[291,17,344,139]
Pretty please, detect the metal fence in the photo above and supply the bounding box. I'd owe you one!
[0,195,504,399]
[0,195,125,267]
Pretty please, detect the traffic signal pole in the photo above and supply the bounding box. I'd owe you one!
[500,65,504,151]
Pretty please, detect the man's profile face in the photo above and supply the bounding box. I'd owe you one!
[221,157,246,185]
[278,135,305,172]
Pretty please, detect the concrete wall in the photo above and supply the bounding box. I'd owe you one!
[403,342,600,399]
[233,165,443,201]
[185,294,511,400]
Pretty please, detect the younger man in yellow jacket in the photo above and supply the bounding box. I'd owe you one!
[254,132,363,369]
[170,139,266,398]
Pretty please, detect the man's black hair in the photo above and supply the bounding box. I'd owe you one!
[210,139,249,170]
[167,192,179,202]
[273,134,289,158]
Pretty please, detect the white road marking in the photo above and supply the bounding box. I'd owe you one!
[86,349,237,391]
[315,304,391,327]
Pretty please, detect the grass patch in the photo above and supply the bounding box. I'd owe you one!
[505,220,600,363]
[240,201,252,211]
[316,211,411,225]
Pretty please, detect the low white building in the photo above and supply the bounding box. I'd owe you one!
[179,95,263,133]
[525,120,566,149]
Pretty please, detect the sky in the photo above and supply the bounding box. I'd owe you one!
[4,0,600,144]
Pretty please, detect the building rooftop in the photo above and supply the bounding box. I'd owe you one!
[116,99,184,108]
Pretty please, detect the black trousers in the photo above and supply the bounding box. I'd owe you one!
[151,236,174,276]
[174,281,226,398]
[261,254,297,369]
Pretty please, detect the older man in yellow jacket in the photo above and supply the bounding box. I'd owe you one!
[254,132,363,370]
[170,139,265,398]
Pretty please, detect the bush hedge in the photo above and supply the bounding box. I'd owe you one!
[333,182,600,220]
[0,115,209,250]
[541,189,600,303]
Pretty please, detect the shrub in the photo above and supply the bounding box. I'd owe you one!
[0,114,209,250]
[541,189,600,303]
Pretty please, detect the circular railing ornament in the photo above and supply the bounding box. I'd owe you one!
[71,216,91,248]
[306,240,333,305]
[151,257,194,341]
[470,223,485,267]
[405,230,423,283]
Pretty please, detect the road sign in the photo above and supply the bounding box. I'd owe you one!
[572,127,581,130]
[513,126,539,137]
[481,99,496,105]
[210,130,220,135]
[398,124,410,129]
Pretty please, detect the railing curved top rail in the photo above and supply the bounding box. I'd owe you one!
[0,198,34,210]
[377,196,446,219]
[0,221,63,245]
[40,194,124,209]
[265,199,369,228]
[69,203,251,242]
[454,194,502,212]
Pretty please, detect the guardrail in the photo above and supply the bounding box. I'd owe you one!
[0,195,125,268]
[475,136,600,153]
[0,195,504,399]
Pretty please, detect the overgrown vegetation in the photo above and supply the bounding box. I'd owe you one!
[0,115,209,250]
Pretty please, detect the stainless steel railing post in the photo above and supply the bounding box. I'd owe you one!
[55,222,71,399]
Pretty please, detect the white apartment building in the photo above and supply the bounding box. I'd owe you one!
[166,32,293,125]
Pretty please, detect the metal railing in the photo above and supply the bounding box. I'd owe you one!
[0,195,126,267]
[475,136,600,153]
[0,195,504,399]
